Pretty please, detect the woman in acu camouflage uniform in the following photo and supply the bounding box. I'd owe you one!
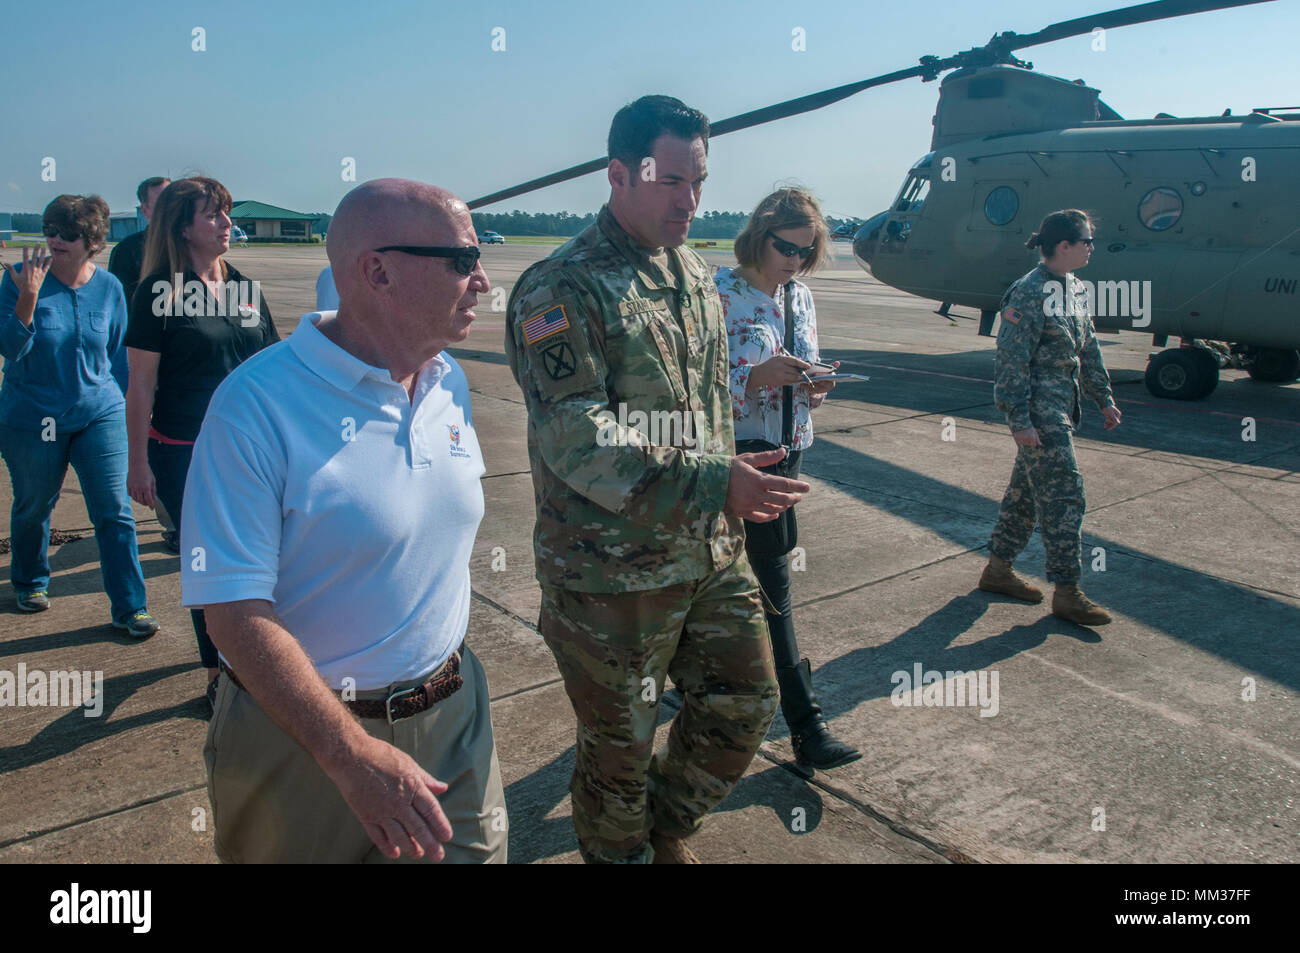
[978,209,1122,626]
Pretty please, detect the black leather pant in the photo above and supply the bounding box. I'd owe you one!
[748,542,800,670]
[742,450,807,716]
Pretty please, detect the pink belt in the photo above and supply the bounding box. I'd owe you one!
[149,426,195,447]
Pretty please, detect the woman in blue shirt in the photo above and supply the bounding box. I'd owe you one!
[0,194,159,636]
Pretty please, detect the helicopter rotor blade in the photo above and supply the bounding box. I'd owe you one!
[1005,0,1271,52]
[706,65,926,137]
[466,65,928,209]
[467,0,1275,209]
[468,159,610,211]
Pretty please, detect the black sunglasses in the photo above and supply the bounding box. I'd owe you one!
[1076,236,1095,246]
[42,224,82,242]
[767,231,815,260]
[374,244,481,276]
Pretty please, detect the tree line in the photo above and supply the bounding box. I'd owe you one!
[9,211,333,233]
[12,208,856,240]
[471,209,858,239]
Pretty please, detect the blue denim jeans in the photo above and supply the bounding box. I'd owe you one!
[0,407,147,624]
[148,438,215,667]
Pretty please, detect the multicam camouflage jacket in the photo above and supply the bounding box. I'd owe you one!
[505,206,744,592]
[994,262,1115,432]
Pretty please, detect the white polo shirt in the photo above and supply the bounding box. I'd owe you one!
[180,312,485,690]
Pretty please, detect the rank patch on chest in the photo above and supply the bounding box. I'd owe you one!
[1002,307,1021,325]
[540,341,577,380]
[522,304,570,346]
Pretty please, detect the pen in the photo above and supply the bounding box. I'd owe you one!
[777,346,816,387]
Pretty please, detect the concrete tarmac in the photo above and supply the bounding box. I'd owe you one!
[1,241,1295,863]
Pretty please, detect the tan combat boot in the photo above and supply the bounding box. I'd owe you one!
[978,555,1044,603]
[1052,583,1112,626]
[650,832,701,864]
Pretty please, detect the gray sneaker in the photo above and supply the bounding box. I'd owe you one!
[113,610,161,639]
[16,590,50,612]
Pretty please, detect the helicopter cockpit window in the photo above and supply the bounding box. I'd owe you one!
[983,186,1019,226]
[894,175,930,213]
[1138,187,1183,231]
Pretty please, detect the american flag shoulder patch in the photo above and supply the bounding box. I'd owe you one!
[1002,307,1021,325]
[522,304,570,346]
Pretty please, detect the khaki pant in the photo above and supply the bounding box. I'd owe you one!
[204,645,507,863]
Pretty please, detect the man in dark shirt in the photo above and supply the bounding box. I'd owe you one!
[109,176,171,545]
[108,177,169,304]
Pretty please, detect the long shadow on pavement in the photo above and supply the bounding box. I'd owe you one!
[803,442,1300,693]
[0,663,207,772]
[765,593,1098,741]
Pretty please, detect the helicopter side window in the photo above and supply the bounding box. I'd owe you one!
[983,186,1019,226]
[894,175,930,213]
[1138,187,1183,231]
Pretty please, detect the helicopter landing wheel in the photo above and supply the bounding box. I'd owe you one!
[1145,348,1211,400]
[1246,347,1300,383]
[1187,346,1220,398]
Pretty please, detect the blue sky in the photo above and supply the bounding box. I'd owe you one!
[3,0,1296,221]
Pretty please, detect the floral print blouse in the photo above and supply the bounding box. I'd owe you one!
[715,265,821,450]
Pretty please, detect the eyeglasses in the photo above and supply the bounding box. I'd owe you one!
[1076,237,1095,247]
[42,225,82,242]
[374,244,481,276]
[767,231,815,260]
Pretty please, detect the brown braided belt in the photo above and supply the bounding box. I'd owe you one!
[219,641,465,725]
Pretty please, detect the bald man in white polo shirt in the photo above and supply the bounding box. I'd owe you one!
[181,179,505,863]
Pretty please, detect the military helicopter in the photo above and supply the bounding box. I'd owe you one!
[469,0,1296,401]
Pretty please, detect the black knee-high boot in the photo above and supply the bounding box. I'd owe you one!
[747,544,861,777]
[775,659,861,776]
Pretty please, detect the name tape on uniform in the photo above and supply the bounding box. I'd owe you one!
[617,297,661,317]
[522,304,571,346]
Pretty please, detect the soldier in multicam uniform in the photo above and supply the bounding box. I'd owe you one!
[505,95,810,864]
[978,209,1123,626]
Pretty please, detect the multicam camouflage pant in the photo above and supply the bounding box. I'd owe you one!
[538,556,779,864]
[989,423,1087,584]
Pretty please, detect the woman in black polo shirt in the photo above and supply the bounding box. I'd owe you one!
[124,176,279,711]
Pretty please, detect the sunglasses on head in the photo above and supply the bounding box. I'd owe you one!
[374,244,481,276]
[42,225,82,242]
[767,231,815,260]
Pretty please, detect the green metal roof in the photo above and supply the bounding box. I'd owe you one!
[230,201,318,221]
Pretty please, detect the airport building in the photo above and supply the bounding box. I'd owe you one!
[229,201,319,240]
[108,201,324,243]
[110,210,146,241]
